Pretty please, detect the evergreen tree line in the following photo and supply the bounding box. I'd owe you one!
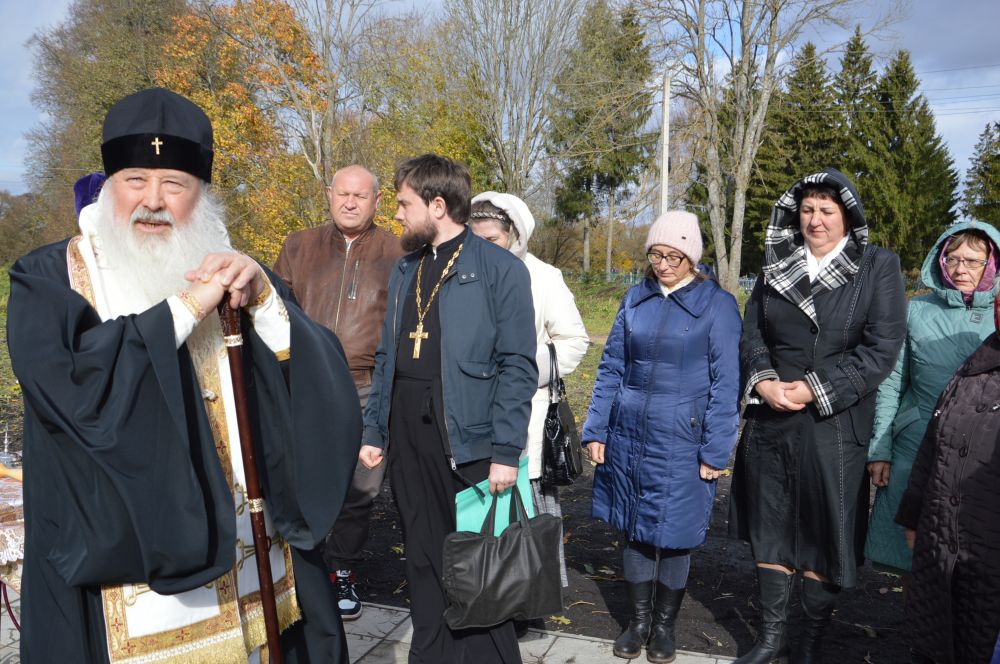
[694,27,1000,274]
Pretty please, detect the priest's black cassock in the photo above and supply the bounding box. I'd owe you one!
[8,238,361,663]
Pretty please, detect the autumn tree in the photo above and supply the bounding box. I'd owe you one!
[26,0,187,241]
[963,121,1000,225]
[158,0,325,263]
[0,192,46,265]
[193,0,384,188]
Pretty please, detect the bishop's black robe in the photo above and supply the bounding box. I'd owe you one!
[7,239,362,663]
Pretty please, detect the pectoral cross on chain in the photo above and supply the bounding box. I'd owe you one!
[151,137,163,155]
[409,322,429,359]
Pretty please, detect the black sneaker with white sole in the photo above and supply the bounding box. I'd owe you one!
[332,569,362,621]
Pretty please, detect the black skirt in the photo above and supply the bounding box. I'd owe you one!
[728,404,870,588]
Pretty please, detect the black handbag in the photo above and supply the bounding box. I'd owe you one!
[541,342,583,486]
[441,486,564,630]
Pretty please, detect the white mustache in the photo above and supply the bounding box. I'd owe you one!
[130,206,175,226]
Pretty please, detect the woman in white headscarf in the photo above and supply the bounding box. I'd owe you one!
[469,192,589,587]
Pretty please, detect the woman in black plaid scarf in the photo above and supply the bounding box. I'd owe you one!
[728,168,907,664]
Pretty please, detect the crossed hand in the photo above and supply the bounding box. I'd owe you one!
[755,379,815,412]
[183,252,265,313]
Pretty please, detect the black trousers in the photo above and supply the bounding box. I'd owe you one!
[388,376,521,664]
[323,388,387,571]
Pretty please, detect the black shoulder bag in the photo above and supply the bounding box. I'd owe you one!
[541,342,583,486]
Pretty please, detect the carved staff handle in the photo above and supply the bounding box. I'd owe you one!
[219,302,283,664]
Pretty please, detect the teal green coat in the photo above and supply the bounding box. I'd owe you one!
[865,220,1000,572]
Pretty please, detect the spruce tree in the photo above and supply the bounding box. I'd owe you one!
[745,42,839,271]
[963,121,1000,225]
[866,51,958,269]
[832,26,882,182]
[549,0,655,273]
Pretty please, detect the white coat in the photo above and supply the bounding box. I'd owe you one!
[471,191,590,479]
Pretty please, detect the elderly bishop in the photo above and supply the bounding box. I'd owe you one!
[8,88,360,663]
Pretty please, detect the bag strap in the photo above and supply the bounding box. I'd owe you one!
[547,342,561,404]
[478,485,532,536]
[511,485,531,530]
[479,493,501,536]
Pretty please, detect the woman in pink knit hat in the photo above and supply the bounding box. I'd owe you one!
[582,210,742,663]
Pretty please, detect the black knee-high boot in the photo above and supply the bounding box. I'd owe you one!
[613,581,654,659]
[794,576,840,663]
[646,583,684,663]
[734,567,794,664]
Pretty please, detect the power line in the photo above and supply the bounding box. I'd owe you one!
[921,83,1000,92]
[916,62,1000,75]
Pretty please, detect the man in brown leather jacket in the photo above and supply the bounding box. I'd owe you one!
[274,164,403,620]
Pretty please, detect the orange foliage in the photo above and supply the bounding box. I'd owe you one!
[156,1,326,264]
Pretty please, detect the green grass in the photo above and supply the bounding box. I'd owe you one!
[568,281,628,341]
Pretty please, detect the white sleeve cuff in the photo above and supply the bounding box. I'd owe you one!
[249,278,291,357]
[166,296,199,349]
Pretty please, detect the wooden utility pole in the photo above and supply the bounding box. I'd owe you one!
[659,74,670,215]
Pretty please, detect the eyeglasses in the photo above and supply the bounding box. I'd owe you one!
[944,257,989,270]
[647,251,686,267]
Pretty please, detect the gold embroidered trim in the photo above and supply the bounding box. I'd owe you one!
[67,236,96,309]
[236,543,300,653]
[223,334,243,347]
[249,280,271,308]
[66,243,302,662]
[247,498,264,514]
[177,290,206,322]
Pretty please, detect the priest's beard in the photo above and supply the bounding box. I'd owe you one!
[401,214,437,252]
[93,184,233,315]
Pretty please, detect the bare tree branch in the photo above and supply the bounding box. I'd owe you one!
[636,0,899,292]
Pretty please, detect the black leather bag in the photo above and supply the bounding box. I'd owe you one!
[541,342,583,486]
[441,487,564,630]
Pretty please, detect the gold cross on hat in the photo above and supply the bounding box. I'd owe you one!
[151,137,163,155]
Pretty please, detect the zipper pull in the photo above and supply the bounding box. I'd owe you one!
[450,456,457,471]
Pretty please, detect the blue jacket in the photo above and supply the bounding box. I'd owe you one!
[582,276,742,549]
[363,231,538,467]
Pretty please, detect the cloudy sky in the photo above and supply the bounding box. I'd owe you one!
[2,0,999,198]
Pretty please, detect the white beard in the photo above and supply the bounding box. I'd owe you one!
[92,183,233,315]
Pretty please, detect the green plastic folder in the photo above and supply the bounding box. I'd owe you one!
[455,457,535,536]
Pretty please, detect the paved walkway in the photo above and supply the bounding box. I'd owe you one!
[0,591,734,663]
[345,603,734,664]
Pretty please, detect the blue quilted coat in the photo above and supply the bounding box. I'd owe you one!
[582,276,742,549]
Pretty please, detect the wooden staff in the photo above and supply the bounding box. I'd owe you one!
[219,301,283,664]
